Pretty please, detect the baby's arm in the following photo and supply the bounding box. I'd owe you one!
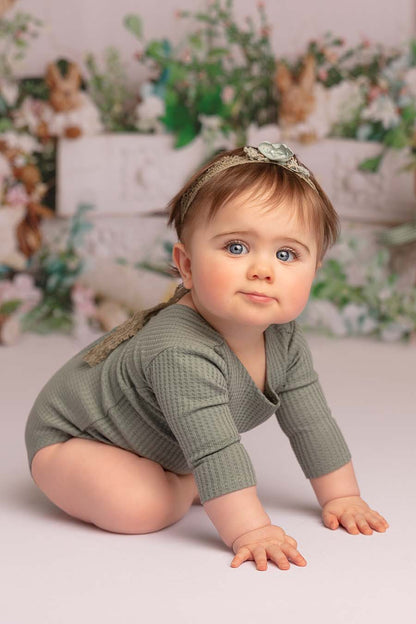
[310,461,389,535]
[204,485,307,571]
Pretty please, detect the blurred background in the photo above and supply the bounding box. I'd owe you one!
[1,0,416,346]
[2,3,416,623]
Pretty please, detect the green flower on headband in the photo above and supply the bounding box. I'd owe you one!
[257,141,311,179]
[257,142,294,163]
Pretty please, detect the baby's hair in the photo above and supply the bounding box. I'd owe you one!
[83,145,339,367]
[168,147,339,266]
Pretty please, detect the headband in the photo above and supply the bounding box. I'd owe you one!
[180,141,318,220]
[83,142,317,367]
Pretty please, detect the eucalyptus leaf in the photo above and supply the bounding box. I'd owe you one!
[358,154,384,173]
[123,14,143,40]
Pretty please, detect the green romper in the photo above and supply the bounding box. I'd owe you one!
[25,304,351,503]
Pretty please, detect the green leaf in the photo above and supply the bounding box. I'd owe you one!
[358,154,384,173]
[162,101,191,131]
[175,123,199,147]
[401,103,416,124]
[383,126,408,149]
[0,299,22,315]
[124,14,143,40]
[409,39,416,66]
[0,117,13,132]
[198,89,223,115]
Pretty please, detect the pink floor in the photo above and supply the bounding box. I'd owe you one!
[1,330,415,623]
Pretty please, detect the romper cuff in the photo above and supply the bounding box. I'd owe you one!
[194,442,257,504]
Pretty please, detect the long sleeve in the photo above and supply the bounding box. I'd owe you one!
[146,346,257,503]
[275,323,351,478]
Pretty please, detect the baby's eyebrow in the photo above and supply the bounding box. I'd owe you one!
[213,231,311,255]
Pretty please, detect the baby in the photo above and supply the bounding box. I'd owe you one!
[25,142,389,571]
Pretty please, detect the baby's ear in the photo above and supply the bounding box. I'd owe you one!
[172,242,193,289]
[67,63,81,88]
[45,63,61,89]
[298,54,316,93]
[275,62,293,92]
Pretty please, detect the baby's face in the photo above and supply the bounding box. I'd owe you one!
[174,190,319,336]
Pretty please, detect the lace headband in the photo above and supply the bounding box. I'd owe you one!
[180,141,318,220]
[83,142,317,367]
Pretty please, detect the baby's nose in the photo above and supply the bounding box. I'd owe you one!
[247,259,274,282]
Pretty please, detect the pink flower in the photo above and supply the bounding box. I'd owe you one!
[222,85,235,104]
[325,50,338,64]
[5,184,29,207]
[71,283,97,318]
[0,274,41,314]
[368,86,382,101]
[0,281,13,302]
[318,68,328,81]
[181,48,192,64]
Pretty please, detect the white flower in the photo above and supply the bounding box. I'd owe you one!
[13,97,49,135]
[0,80,19,107]
[381,52,409,83]
[0,152,12,184]
[404,67,416,99]
[222,85,235,104]
[361,95,400,129]
[378,287,393,301]
[341,303,369,332]
[198,115,235,153]
[380,322,407,342]
[360,316,378,334]
[327,80,365,125]
[0,130,41,154]
[356,123,373,141]
[135,95,165,133]
[199,115,222,131]
[301,300,348,336]
[0,273,41,314]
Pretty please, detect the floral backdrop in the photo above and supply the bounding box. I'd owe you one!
[1,0,416,344]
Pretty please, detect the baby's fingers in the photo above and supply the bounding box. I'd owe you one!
[231,545,269,571]
[230,546,252,568]
[366,511,389,533]
[339,512,360,534]
[322,510,340,530]
[281,544,307,567]
[230,544,306,572]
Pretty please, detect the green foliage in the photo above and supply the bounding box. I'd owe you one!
[123,14,143,40]
[22,205,94,334]
[126,0,277,146]
[85,47,137,132]
[0,11,42,78]
[0,299,22,315]
[358,154,384,173]
[310,242,416,339]
[17,77,50,102]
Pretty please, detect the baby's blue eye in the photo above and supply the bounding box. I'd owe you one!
[227,242,248,255]
[276,249,295,262]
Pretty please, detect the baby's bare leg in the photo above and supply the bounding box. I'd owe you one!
[31,438,198,534]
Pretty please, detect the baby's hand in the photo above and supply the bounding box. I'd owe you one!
[230,524,307,571]
[322,495,389,535]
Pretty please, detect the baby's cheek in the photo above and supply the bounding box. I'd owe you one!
[289,279,314,314]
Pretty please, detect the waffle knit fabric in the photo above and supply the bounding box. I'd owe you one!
[25,304,351,503]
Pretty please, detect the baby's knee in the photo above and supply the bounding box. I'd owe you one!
[97,494,172,535]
